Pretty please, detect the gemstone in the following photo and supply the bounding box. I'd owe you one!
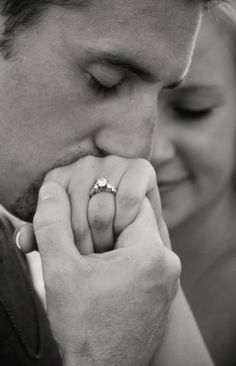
[97,178,107,187]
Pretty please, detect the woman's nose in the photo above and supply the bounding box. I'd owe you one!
[151,127,175,167]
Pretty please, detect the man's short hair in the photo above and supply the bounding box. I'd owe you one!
[0,0,228,58]
[0,0,88,57]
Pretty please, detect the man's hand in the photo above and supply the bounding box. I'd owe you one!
[14,156,180,365]
[33,181,180,366]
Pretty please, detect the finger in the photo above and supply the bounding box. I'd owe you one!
[67,170,95,255]
[158,217,172,249]
[33,182,79,266]
[15,223,37,253]
[115,197,162,250]
[115,197,181,296]
[88,192,115,252]
[147,183,171,248]
[114,159,158,235]
[44,162,95,255]
[113,158,170,248]
[86,156,130,252]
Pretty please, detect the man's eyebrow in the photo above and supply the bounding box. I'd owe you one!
[87,50,154,82]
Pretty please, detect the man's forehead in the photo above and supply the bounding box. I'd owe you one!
[58,0,201,51]
[53,0,201,81]
[40,0,202,45]
[78,0,200,26]
[13,0,202,87]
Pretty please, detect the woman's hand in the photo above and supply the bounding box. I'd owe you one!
[17,155,171,253]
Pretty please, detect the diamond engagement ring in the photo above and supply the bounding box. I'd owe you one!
[89,177,117,199]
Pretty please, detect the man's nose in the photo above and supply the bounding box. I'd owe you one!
[94,94,158,160]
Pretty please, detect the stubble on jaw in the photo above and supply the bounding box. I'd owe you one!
[10,147,102,222]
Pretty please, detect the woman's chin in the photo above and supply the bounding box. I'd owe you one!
[162,206,184,231]
[160,183,196,231]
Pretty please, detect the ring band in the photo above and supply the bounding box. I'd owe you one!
[89,177,117,199]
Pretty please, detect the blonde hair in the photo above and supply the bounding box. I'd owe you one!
[213,0,236,31]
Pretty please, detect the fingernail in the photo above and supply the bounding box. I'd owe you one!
[15,230,22,250]
[39,183,56,201]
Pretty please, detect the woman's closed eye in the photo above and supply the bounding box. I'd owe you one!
[166,86,223,123]
[173,105,214,120]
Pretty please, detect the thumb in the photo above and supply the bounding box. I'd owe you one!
[147,188,172,249]
[33,182,79,265]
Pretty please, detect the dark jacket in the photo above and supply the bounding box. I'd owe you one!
[0,215,62,366]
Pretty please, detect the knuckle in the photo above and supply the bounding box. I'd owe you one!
[136,159,156,183]
[104,155,123,166]
[44,167,62,183]
[131,247,168,293]
[80,155,99,171]
[148,245,166,274]
[165,249,182,280]
[84,155,98,164]
[136,158,153,172]
[136,244,165,277]
[81,155,98,166]
[136,158,151,169]
[133,245,181,302]
[162,249,182,300]
[141,247,181,300]
[118,191,140,211]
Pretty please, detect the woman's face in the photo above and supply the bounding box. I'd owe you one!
[153,17,236,230]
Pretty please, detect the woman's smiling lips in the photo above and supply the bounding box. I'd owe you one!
[157,176,190,194]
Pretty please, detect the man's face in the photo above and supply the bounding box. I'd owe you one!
[0,0,202,220]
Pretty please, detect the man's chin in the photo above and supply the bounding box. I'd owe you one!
[10,180,42,222]
[10,147,102,222]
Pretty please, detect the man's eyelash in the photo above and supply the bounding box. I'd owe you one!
[89,76,122,97]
